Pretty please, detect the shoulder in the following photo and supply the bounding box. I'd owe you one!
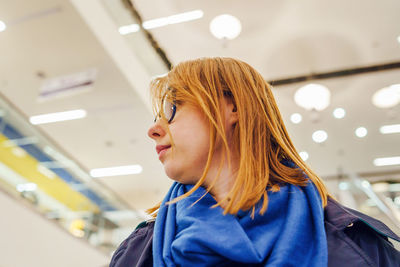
[109,219,155,267]
[324,197,400,267]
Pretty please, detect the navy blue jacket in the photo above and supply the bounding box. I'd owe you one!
[110,198,400,266]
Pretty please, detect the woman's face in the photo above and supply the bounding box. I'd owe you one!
[147,101,212,184]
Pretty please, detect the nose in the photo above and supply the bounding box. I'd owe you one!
[147,119,166,140]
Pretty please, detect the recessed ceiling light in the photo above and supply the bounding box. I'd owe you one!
[372,84,400,108]
[118,24,140,35]
[312,130,328,143]
[290,113,302,124]
[294,84,331,111]
[29,109,87,125]
[355,127,368,138]
[142,10,203,30]
[209,14,242,40]
[299,151,309,161]
[90,164,143,177]
[373,156,400,166]
[333,108,346,119]
[0,20,6,32]
[380,124,400,134]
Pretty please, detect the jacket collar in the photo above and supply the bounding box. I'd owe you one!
[325,197,400,242]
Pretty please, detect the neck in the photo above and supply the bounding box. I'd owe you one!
[203,153,239,207]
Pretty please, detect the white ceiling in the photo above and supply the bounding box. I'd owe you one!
[1,0,399,212]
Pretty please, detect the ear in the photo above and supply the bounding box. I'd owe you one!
[223,97,238,127]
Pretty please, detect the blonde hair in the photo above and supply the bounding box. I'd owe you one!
[149,57,328,216]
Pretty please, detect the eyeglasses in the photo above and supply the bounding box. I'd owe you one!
[153,90,231,123]
[154,91,177,123]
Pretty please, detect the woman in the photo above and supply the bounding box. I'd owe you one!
[110,57,399,267]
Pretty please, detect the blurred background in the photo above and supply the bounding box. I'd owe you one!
[0,0,399,266]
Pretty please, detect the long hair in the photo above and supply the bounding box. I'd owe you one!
[148,57,328,216]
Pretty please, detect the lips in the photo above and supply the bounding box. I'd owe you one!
[156,145,171,155]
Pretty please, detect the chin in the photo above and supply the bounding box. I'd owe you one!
[164,167,198,185]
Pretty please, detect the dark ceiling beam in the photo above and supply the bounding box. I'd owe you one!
[269,61,400,86]
[122,0,172,70]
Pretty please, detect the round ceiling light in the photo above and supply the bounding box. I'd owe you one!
[0,20,6,32]
[333,108,346,119]
[372,84,400,108]
[312,130,328,143]
[355,127,368,138]
[209,14,241,40]
[290,113,302,124]
[294,84,331,111]
[299,151,309,161]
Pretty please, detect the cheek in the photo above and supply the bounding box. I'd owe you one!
[165,127,211,182]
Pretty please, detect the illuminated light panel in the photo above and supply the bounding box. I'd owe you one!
[118,24,140,35]
[209,14,242,40]
[0,20,6,32]
[372,84,400,108]
[333,108,346,119]
[37,164,56,179]
[355,127,368,138]
[29,109,87,125]
[142,10,203,30]
[11,147,27,157]
[90,165,143,177]
[312,130,328,143]
[294,84,331,111]
[290,113,302,124]
[16,183,37,192]
[380,124,400,134]
[373,156,400,166]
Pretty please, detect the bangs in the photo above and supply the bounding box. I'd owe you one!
[150,76,169,118]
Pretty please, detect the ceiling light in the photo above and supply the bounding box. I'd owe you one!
[290,113,302,124]
[372,182,389,192]
[333,108,346,119]
[90,164,143,177]
[37,164,56,179]
[299,151,309,161]
[355,127,368,138]
[29,109,87,125]
[11,147,27,158]
[339,182,349,191]
[380,124,400,134]
[142,10,203,30]
[372,84,400,108]
[294,84,331,111]
[209,14,242,40]
[397,35,400,44]
[312,130,328,143]
[0,20,6,32]
[16,183,37,192]
[118,24,140,35]
[361,180,370,188]
[373,156,400,166]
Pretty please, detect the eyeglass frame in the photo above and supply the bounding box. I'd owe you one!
[154,90,177,123]
[153,90,233,124]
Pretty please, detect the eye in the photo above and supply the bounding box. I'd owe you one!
[163,99,175,121]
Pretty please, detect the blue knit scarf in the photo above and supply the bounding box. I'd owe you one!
[153,181,327,266]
